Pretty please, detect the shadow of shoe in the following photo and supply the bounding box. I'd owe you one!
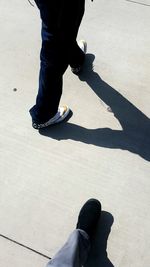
[86,211,114,267]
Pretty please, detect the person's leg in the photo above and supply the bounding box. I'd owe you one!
[46,229,90,267]
[46,199,101,267]
[30,1,69,124]
[69,0,86,69]
[30,0,86,126]
[30,22,68,124]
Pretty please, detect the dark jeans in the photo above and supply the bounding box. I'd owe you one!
[30,0,85,123]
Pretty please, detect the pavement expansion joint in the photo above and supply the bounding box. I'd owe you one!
[0,234,51,260]
[126,0,150,7]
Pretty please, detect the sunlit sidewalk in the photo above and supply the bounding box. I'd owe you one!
[0,1,150,267]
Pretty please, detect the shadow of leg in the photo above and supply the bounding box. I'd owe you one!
[86,211,115,267]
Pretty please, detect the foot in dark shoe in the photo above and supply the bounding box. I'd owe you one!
[71,40,87,75]
[31,105,70,129]
[76,199,101,239]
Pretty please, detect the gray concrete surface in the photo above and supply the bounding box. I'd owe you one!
[0,0,150,266]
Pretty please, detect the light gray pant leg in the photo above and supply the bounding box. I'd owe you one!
[46,229,90,267]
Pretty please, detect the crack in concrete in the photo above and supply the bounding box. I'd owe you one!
[126,0,150,6]
[0,234,51,260]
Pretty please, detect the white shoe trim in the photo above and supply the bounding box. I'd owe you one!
[78,40,87,54]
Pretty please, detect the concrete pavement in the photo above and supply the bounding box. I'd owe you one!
[0,0,150,266]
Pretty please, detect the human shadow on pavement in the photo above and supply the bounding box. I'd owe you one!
[86,211,114,267]
[39,54,150,161]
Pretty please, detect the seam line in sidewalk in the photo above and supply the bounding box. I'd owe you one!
[126,0,150,6]
[0,234,51,260]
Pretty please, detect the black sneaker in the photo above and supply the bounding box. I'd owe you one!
[32,105,70,129]
[76,199,101,239]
